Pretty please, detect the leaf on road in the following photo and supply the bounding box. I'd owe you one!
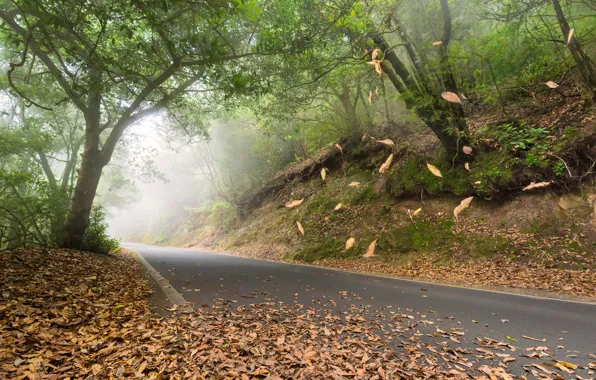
[523,335,547,342]
[379,154,393,174]
[345,238,355,250]
[441,92,462,104]
[296,221,305,235]
[363,240,376,258]
[285,199,304,209]
[505,336,518,342]
[523,181,553,191]
[426,162,443,177]
[454,197,474,220]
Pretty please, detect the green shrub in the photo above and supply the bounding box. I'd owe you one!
[81,206,120,254]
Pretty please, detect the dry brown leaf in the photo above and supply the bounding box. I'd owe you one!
[335,144,343,153]
[371,48,380,60]
[522,181,553,191]
[557,360,578,370]
[567,28,575,44]
[320,168,327,181]
[376,138,395,147]
[368,91,373,105]
[453,196,474,220]
[348,182,361,187]
[363,240,376,258]
[296,221,305,235]
[441,92,462,104]
[367,60,383,76]
[334,203,342,211]
[546,81,559,89]
[379,154,394,174]
[345,238,355,250]
[462,146,473,155]
[433,41,443,46]
[426,162,443,177]
[285,198,304,209]
[411,207,422,216]
[464,162,470,171]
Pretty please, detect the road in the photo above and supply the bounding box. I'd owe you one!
[126,243,596,375]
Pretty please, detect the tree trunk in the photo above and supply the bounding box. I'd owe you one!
[550,0,596,93]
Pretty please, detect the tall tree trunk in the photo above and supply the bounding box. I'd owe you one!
[551,0,596,93]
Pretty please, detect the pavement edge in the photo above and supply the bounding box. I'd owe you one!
[129,249,193,312]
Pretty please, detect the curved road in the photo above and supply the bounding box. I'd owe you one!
[126,243,596,375]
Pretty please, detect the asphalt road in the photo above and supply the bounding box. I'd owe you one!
[126,243,596,374]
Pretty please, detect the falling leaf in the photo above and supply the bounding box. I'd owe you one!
[379,154,394,174]
[376,138,395,147]
[348,182,361,187]
[522,181,553,191]
[453,196,474,220]
[371,48,380,60]
[441,92,462,104]
[426,162,443,177]
[345,238,355,250]
[296,221,305,235]
[546,81,559,89]
[464,162,470,171]
[334,203,343,211]
[567,28,574,44]
[501,319,509,323]
[368,91,373,105]
[474,181,481,185]
[433,41,443,45]
[320,168,327,181]
[285,198,304,209]
[412,207,422,216]
[363,240,377,258]
[361,133,369,143]
[462,146,473,155]
[335,144,343,153]
[367,60,383,76]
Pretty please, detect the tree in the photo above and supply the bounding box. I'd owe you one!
[0,0,339,248]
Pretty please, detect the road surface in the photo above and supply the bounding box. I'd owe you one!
[126,243,596,375]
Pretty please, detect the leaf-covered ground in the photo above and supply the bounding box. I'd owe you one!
[3,249,596,379]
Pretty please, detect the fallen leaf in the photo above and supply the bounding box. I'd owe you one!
[296,221,305,235]
[412,207,422,216]
[567,28,574,44]
[557,360,578,370]
[334,203,342,211]
[546,81,559,89]
[433,41,443,45]
[441,92,462,104]
[285,199,304,209]
[363,240,376,258]
[522,181,553,191]
[321,168,327,181]
[379,154,394,174]
[426,162,442,177]
[523,335,547,342]
[348,182,361,187]
[91,364,102,375]
[453,197,474,220]
[462,146,473,155]
[376,139,395,147]
[505,336,518,342]
[345,238,355,250]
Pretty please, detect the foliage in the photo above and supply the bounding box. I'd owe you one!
[188,200,238,232]
[81,206,120,254]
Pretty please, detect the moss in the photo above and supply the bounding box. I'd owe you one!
[378,218,456,253]
[468,151,518,195]
[289,238,346,262]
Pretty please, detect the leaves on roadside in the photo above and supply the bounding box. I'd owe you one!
[454,196,474,220]
[285,198,304,209]
[296,221,305,235]
[345,237,355,250]
[426,162,443,177]
[379,154,393,174]
[522,181,553,191]
[362,240,377,258]
[441,92,462,104]
[546,81,559,89]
